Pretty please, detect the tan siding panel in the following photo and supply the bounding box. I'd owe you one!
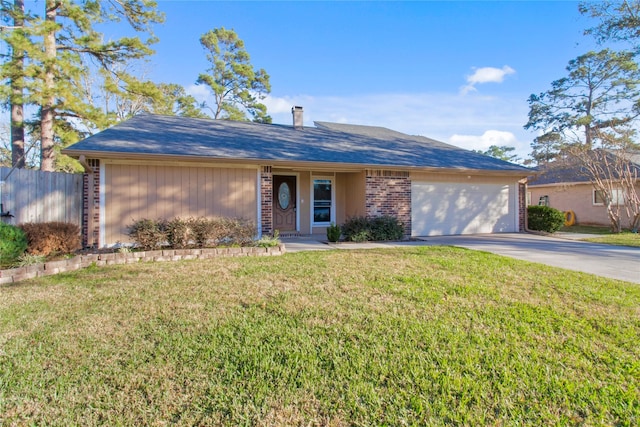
[105,164,258,246]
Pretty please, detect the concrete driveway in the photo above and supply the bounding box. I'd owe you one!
[283,233,640,284]
[418,233,639,284]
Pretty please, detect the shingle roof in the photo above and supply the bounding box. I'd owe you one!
[528,151,640,185]
[63,114,531,173]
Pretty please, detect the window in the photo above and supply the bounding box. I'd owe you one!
[593,188,625,206]
[313,179,333,224]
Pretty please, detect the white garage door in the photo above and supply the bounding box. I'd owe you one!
[411,182,518,236]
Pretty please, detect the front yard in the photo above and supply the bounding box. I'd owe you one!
[1,247,638,425]
[561,225,640,247]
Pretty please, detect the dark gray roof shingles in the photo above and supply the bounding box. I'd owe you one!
[64,114,531,173]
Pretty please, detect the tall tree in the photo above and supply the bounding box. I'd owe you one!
[39,0,57,172]
[2,0,164,171]
[9,0,25,168]
[525,49,640,149]
[1,0,33,168]
[197,27,272,123]
[580,0,640,49]
[525,49,640,231]
[529,132,564,165]
[149,83,209,118]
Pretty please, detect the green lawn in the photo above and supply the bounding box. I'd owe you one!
[561,225,640,247]
[1,247,639,426]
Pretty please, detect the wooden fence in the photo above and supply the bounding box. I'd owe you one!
[0,167,83,227]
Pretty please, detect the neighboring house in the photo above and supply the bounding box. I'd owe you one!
[63,107,532,248]
[528,153,640,227]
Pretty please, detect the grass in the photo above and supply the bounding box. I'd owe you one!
[561,224,640,247]
[560,225,612,235]
[1,247,639,426]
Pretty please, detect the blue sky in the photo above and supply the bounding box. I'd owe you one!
[145,1,602,160]
[18,1,605,160]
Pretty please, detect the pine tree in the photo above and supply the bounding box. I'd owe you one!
[197,27,272,123]
[1,0,164,171]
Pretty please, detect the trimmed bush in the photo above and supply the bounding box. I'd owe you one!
[19,222,81,256]
[0,222,28,267]
[127,219,166,250]
[222,217,257,245]
[341,216,371,242]
[527,205,565,233]
[190,217,218,248]
[165,217,192,249]
[341,215,404,242]
[326,222,341,242]
[369,216,405,241]
[127,217,258,249]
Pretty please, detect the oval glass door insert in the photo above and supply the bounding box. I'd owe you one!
[278,182,291,210]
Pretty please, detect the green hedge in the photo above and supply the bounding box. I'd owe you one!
[527,205,565,233]
[341,215,404,242]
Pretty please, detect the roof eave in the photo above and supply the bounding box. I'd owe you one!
[62,149,532,176]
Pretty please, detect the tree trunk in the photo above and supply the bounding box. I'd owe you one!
[10,0,25,168]
[40,0,57,172]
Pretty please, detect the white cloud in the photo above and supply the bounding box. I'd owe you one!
[185,84,211,103]
[461,65,516,95]
[448,130,518,151]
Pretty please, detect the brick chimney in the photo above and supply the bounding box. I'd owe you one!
[292,106,303,129]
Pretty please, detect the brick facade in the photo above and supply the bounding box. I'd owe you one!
[260,166,273,235]
[82,159,100,248]
[365,170,412,236]
[519,180,527,232]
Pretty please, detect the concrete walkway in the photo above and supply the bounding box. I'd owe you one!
[282,233,640,284]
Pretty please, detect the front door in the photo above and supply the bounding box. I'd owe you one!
[273,175,297,232]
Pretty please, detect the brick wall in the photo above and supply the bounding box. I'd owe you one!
[261,166,273,235]
[82,159,100,248]
[519,180,527,231]
[365,170,412,236]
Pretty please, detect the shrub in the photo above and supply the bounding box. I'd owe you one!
[341,216,371,242]
[341,215,404,242]
[370,216,404,241]
[127,219,166,250]
[190,217,217,248]
[0,222,28,267]
[326,222,341,242]
[16,253,47,267]
[165,217,192,249]
[19,222,81,257]
[128,217,257,249]
[255,230,280,248]
[223,217,257,245]
[527,205,565,233]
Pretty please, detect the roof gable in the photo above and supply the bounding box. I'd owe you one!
[64,114,531,173]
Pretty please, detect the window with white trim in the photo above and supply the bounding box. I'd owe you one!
[312,178,333,224]
[593,188,625,206]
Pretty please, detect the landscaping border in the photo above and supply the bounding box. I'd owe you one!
[0,244,286,285]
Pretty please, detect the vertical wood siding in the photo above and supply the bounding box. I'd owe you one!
[0,167,83,226]
[105,164,258,245]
